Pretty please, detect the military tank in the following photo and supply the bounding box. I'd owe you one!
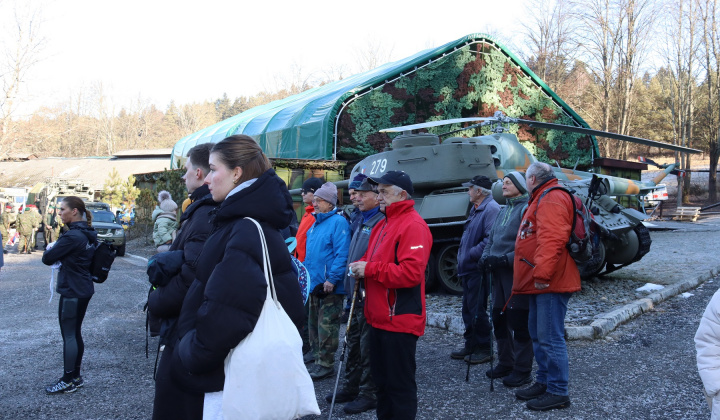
[316,112,700,294]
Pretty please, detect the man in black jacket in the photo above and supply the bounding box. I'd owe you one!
[149,143,218,420]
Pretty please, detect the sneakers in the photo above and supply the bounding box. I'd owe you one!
[527,392,571,411]
[343,395,377,414]
[308,364,334,381]
[485,364,513,378]
[502,371,532,387]
[45,379,77,394]
[450,346,474,360]
[325,389,357,404]
[72,376,84,388]
[463,347,492,364]
[515,382,547,401]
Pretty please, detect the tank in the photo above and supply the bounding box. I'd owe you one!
[35,178,95,219]
[294,113,701,294]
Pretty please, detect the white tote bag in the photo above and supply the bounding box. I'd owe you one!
[211,217,320,420]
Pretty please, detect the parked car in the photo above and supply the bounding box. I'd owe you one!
[86,202,111,211]
[90,209,126,256]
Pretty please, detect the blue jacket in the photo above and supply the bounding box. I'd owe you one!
[457,196,501,276]
[305,209,350,295]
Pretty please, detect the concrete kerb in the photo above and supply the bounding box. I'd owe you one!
[427,265,720,341]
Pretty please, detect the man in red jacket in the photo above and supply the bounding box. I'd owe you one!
[349,170,432,420]
[513,162,580,411]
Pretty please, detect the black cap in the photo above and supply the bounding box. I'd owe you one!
[368,170,414,195]
[462,175,493,189]
[301,177,324,193]
[355,178,377,192]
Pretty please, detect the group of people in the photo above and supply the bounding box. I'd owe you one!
[0,203,62,255]
[451,163,580,412]
[40,132,582,419]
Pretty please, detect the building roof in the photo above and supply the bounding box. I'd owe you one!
[0,154,173,190]
[170,33,595,168]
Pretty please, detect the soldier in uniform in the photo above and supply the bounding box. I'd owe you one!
[30,205,43,250]
[44,205,57,248]
[0,204,10,254]
[16,208,35,254]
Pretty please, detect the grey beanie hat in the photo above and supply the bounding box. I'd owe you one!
[313,182,338,206]
[504,171,527,194]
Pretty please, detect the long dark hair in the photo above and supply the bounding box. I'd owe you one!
[62,196,93,227]
[212,135,271,185]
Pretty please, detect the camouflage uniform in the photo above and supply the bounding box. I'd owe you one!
[0,210,10,251]
[30,208,42,249]
[44,209,56,247]
[16,211,34,254]
[308,293,344,368]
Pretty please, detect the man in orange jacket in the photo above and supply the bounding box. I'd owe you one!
[512,162,580,411]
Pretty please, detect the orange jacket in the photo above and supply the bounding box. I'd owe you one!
[513,178,581,295]
[295,204,315,262]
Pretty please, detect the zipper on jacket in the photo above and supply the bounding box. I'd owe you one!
[520,258,535,268]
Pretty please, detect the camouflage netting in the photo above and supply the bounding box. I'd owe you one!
[337,42,594,168]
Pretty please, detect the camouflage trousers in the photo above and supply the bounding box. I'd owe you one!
[342,298,377,399]
[44,228,56,246]
[308,293,344,368]
[18,233,32,253]
[0,227,7,248]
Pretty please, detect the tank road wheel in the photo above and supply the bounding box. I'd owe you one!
[437,244,462,295]
[425,252,438,292]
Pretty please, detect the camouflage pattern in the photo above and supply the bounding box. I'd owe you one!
[336,41,597,167]
[308,293,344,368]
[44,210,57,246]
[16,212,34,253]
[30,209,42,248]
[343,300,376,399]
[0,211,9,247]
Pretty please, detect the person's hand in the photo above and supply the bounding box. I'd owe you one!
[349,261,367,278]
[483,255,508,271]
[534,282,549,290]
[323,281,335,293]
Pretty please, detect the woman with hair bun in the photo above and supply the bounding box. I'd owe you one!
[41,196,97,394]
[153,135,305,420]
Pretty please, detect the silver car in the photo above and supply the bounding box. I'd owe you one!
[91,210,126,256]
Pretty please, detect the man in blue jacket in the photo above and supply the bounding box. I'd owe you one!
[451,175,501,364]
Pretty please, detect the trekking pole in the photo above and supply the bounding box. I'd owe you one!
[328,277,360,420]
[487,267,495,392]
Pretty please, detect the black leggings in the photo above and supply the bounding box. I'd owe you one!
[58,296,91,380]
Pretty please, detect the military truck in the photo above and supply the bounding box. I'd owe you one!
[32,178,94,218]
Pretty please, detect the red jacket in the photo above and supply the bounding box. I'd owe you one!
[513,178,581,295]
[360,200,432,337]
[295,204,315,262]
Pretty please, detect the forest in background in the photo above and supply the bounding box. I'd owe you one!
[3,0,720,201]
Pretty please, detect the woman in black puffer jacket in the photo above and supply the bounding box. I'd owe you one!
[152,135,305,420]
[42,196,97,395]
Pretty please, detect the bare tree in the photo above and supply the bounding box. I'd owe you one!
[699,0,720,201]
[353,37,395,73]
[0,1,45,158]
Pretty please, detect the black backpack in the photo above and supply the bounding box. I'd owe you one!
[90,241,117,283]
[536,186,598,264]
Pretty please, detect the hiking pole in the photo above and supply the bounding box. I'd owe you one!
[487,267,495,392]
[328,277,360,420]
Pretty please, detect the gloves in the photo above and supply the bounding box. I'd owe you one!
[480,254,508,271]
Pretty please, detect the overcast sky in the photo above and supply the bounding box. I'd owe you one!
[3,0,531,115]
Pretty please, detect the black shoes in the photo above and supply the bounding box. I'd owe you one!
[343,395,377,414]
[526,392,571,411]
[515,382,547,401]
[464,347,492,364]
[503,371,533,387]
[325,390,357,404]
[308,364,334,381]
[303,352,315,364]
[450,346,474,360]
[485,364,513,378]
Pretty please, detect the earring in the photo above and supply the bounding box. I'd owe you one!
[233,179,238,184]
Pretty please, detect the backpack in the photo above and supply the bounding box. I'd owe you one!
[90,241,117,283]
[536,187,598,264]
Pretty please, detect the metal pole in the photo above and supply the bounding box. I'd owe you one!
[328,279,360,420]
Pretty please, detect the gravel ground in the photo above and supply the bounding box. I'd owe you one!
[0,219,713,419]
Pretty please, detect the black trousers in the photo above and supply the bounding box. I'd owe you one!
[369,327,418,420]
[461,271,491,349]
[152,344,204,420]
[58,295,91,380]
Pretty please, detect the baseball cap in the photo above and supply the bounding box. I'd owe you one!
[355,178,377,192]
[462,175,493,189]
[368,170,414,195]
[301,177,324,194]
[348,173,368,190]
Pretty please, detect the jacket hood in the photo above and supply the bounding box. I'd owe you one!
[70,221,97,243]
[214,169,294,230]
